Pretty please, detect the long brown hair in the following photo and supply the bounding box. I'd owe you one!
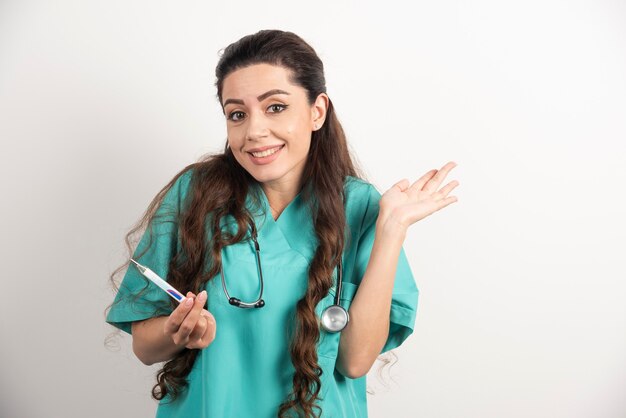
[107,29,397,418]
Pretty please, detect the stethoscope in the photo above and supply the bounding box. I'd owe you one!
[220,224,349,333]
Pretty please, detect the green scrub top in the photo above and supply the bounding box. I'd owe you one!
[106,168,419,418]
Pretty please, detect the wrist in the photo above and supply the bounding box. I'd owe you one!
[375,217,407,241]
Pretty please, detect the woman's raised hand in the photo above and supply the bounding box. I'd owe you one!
[378,161,459,233]
[163,290,217,350]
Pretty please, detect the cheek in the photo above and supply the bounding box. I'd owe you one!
[280,122,296,136]
[226,131,245,160]
[230,148,250,171]
[281,119,310,141]
[226,126,245,144]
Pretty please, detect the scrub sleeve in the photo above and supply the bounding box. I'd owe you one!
[351,182,419,354]
[106,169,193,335]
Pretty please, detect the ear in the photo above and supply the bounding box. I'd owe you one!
[310,93,329,131]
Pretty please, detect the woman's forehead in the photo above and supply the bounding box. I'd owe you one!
[221,63,304,102]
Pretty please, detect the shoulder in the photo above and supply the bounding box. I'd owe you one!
[344,175,382,207]
[343,175,382,229]
[158,166,195,213]
[176,166,195,190]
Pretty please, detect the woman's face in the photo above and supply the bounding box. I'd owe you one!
[221,63,327,192]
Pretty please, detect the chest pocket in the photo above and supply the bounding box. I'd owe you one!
[316,281,359,361]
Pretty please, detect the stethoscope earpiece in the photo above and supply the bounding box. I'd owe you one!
[228,296,265,309]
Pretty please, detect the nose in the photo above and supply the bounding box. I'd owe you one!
[245,111,270,141]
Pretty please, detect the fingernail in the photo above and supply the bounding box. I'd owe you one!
[199,290,207,301]
[185,297,194,307]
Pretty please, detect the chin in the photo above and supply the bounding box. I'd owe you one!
[237,162,269,178]
[248,171,282,184]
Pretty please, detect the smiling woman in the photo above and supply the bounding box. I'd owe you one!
[105,29,447,418]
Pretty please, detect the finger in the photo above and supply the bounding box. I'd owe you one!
[175,290,208,343]
[163,292,196,335]
[188,315,207,342]
[391,178,410,192]
[436,180,460,199]
[411,169,438,192]
[197,311,217,347]
[188,309,213,340]
[424,162,457,193]
[177,291,206,341]
[434,195,458,211]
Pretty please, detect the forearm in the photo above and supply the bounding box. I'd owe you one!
[131,316,186,365]
[336,221,406,378]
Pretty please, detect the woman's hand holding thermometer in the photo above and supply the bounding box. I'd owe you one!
[131,259,216,350]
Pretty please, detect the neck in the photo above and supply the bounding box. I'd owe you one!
[260,180,302,221]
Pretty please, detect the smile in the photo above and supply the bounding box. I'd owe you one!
[249,145,283,158]
[247,144,284,165]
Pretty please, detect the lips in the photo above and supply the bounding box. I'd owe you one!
[247,144,284,165]
[246,144,284,154]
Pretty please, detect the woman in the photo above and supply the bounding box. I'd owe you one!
[106,29,459,418]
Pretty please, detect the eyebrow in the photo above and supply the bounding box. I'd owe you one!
[222,89,291,108]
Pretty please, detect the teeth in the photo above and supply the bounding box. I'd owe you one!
[251,146,282,158]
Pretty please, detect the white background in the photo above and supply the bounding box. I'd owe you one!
[1,1,625,417]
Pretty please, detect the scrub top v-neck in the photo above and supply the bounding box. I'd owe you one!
[106,168,419,418]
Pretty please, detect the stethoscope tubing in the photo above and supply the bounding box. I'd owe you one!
[220,222,348,332]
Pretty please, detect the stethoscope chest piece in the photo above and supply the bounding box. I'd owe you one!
[320,258,349,333]
[321,304,349,333]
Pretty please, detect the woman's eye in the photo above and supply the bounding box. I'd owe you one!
[268,104,288,113]
[228,111,246,121]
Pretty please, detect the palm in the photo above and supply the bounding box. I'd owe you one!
[379,161,459,230]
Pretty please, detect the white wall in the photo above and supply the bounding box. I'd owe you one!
[1,0,624,417]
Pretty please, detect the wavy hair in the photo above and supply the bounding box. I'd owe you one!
[106,29,398,418]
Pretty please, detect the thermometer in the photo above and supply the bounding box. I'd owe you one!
[130,258,185,303]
